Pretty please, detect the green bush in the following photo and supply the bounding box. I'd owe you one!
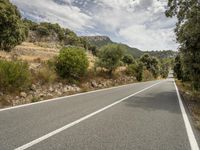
[96,44,124,76]
[0,0,27,51]
[122,54,134,65]
[127,62,144,81]
[56,46,89,80]
[0,59,31,91]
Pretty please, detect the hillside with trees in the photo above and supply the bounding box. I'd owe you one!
[0,0,172,108]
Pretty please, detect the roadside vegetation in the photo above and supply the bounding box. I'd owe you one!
[166,0,200,129]
[0,0,172,107]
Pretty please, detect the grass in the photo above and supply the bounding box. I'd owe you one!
[176,80,200,130]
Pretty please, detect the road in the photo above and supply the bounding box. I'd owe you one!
[0,78,199,150]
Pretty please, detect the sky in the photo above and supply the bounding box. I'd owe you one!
[11,0,179,51]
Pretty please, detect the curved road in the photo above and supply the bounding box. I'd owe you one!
[0,78,199,150]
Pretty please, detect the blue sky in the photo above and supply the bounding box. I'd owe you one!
[11,0,179,51]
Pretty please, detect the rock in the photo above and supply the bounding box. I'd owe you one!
[0,92,3,96]
[63,87,70,93]
[31,84,36,91]
[20,92,27,98]
[15,96,19,99]
[49,86,54,92]
[39,93,45,97]
[47,93,53,97]
[91,81,98,88]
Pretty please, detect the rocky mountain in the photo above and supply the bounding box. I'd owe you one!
[83,36,143,58]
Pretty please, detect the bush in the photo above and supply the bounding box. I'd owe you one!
[0,0,27,51]
[143,69,154,81]
[96,44,124,76]
[0,59,31,92]
[56,46,89,80]
[122,54,134,65]
[34,64,57,84]
[127,62,144,81]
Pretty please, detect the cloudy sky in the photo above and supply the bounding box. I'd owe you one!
[11,0,178,51]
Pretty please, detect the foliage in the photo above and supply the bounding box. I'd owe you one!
[140,54,160,78]
[84,36,143,58]
[34,64,57,84]
[160,59,170,79]
[96,44,124,76]
[166,0,200,90]
[55,46,89,80]
[127,62,144,81]
[0,59,31,92]
[122,54,134,65]
[143,69,154,81]
[0,0,27,51]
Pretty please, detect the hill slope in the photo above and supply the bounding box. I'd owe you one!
[83,36,143,58]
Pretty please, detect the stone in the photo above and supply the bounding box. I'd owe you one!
[31,84,36,91]
[49,87,54,92]
[91,81,98,88]
[0,92,3,96]
[20,92,27,98]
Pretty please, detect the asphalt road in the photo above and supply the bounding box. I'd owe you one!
[0,79,199,150]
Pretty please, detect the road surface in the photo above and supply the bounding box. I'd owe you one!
[0,78,199,150]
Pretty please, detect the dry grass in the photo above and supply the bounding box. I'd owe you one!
[176,80,200,130]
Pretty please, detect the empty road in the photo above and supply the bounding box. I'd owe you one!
[0,79,199,150]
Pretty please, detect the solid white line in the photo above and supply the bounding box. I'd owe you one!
[174,81,199,150]
[14,81,163,150]
[0,81,159,112]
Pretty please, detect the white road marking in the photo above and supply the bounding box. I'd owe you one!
[174,81,199,150]
[14,81,163,150]
[0,80,160,112]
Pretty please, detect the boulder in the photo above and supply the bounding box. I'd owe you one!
[20,92,27,98]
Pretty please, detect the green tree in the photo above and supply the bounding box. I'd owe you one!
[122,54,134,65]
[96,44,124,76]
[0,0,27,51]
[55,46,89,80]
[166,0,200,90]
[140,54,160,78]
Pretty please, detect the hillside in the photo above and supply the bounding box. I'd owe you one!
[145,50,177,59]
[83,36,143,58]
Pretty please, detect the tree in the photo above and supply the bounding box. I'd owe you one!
[140,54,160,78]
[55,47,89,80]
[166,0,200,90]
[96,44,124,76]
[122,54,134,65]
[0,0,27,51]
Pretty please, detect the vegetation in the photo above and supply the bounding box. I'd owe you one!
[140,54,160,78]
[166,0,200,90]
[96,44,124,76]
[84,36,143,58]
[122,54,134,65]
[127,62,144,81]
[55,46,89,80]
[0,0,27,51]
[0,59,31,92]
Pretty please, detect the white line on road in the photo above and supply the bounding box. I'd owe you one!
[0,80,160,112]
[14,81,163,150]
[174,81,199,150]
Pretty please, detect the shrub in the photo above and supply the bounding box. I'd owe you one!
[34,64,57,84]
[127,62,144,81]
[56,46,89,80]
[122,54,134,65]
[96,44,124,76]
[143,69,154,81]
[0,0,27,51]
[0,59,31,92]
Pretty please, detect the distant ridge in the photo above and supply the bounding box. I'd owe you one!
[83,36,143,58]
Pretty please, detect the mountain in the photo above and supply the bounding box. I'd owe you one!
[145,50,178,59]
[83,36,143,58]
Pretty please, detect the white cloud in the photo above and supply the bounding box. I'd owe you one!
[11,0,92,31]
[11,0,178,50]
